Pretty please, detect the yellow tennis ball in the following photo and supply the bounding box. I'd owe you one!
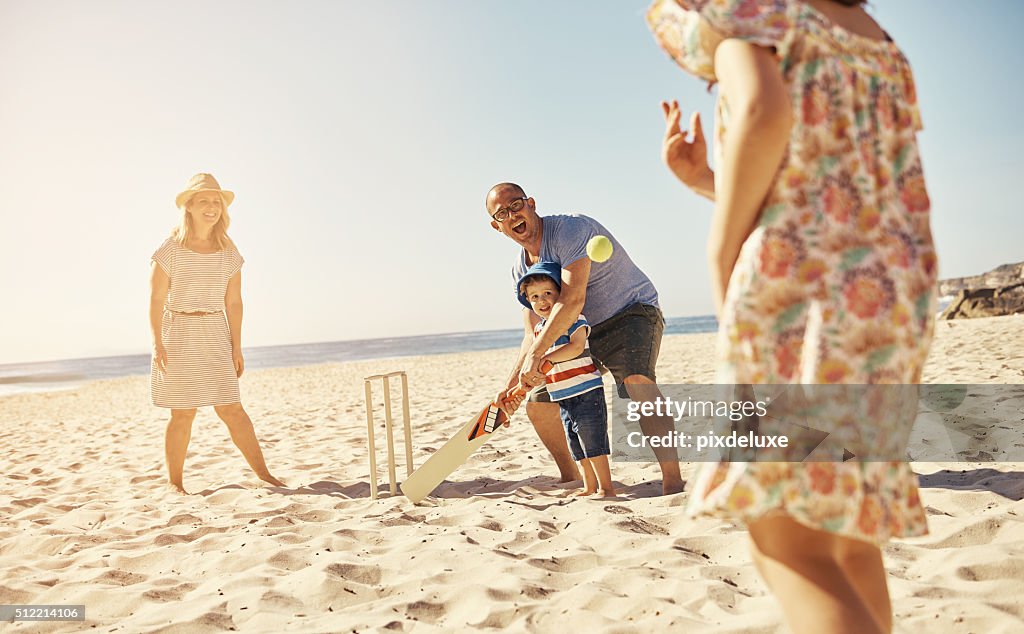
[586,235,613,263]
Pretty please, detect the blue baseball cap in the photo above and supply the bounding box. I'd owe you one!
[516,261,562,309]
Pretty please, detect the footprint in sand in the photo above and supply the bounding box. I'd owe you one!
[143,582,198,602]
[326,562,382,585]
[613,517,669,536]
[267,549,312,572]
[925,516,1005,549]
[955,560,1024,583]
[258,590,304,612]
[485,587,516,601]
[130,474,163,484]
[167,512,204,527]
[671,537,713,561]
[93,569,148,586]
[471,607,522,629]
[603,505,631,515]
[404,600,446,624]
[476,519,503,532]
[525,552,600,573]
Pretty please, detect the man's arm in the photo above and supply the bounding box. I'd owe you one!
[495,308,542,415]
[522,257,590,379]
[505,308,541,389]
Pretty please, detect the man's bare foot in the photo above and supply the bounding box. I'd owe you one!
[662,477,685,495]
[574,488,597,497]
[168,481,187,494]
[259,474,286,487]
[558,468,582,483]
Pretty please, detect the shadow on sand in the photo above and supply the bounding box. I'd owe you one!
[917,468,1024,501]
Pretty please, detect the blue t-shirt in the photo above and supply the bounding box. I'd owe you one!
[511,214,659,325]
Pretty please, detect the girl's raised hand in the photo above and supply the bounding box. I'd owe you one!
[661,100,713,193]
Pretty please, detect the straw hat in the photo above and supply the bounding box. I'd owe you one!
[175,173,235,208]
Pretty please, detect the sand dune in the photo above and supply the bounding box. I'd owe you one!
[1,315,1022,632]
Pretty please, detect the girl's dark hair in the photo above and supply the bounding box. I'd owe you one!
[832,0,866,5]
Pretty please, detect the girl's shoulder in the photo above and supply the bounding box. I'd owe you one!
[647,0,795,82]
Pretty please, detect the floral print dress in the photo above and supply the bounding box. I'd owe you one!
[647,0,937,544]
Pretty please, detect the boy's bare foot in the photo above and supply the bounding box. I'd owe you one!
[259,474,286,487]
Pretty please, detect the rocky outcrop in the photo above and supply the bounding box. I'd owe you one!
[939,261,1024,320]
[939,262,1024,297]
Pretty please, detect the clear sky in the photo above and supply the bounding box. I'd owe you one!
[2,1,1021,364]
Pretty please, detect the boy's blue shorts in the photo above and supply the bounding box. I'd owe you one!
[558,387,609,461]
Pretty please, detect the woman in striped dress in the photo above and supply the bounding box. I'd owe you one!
[149,173,284,493]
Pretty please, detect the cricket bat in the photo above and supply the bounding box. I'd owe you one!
[400,361,551,503]
[399,413,501,503]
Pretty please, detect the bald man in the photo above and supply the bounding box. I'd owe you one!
[486,182,683,495]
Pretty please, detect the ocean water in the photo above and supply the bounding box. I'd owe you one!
[0,315,718,397]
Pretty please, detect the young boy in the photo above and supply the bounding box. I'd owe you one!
[515,261,615,497]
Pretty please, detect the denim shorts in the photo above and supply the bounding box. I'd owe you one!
[529,303,664,402]
[558,387,610,460]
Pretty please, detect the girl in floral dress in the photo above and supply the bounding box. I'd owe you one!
[647,1,936,631]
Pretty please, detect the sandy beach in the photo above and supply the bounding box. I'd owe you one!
[1,315,1022,633]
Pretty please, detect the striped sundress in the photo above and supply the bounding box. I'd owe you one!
[151,237,244,408]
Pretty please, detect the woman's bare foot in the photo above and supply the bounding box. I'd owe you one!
[259,473,286,487]
[597,487,618,498]
[574,488,597,497]
[168,481,188,494]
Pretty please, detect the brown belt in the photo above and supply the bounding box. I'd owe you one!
[166,309,223,317]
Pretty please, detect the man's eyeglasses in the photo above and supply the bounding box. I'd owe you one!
[491,197,528,223]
